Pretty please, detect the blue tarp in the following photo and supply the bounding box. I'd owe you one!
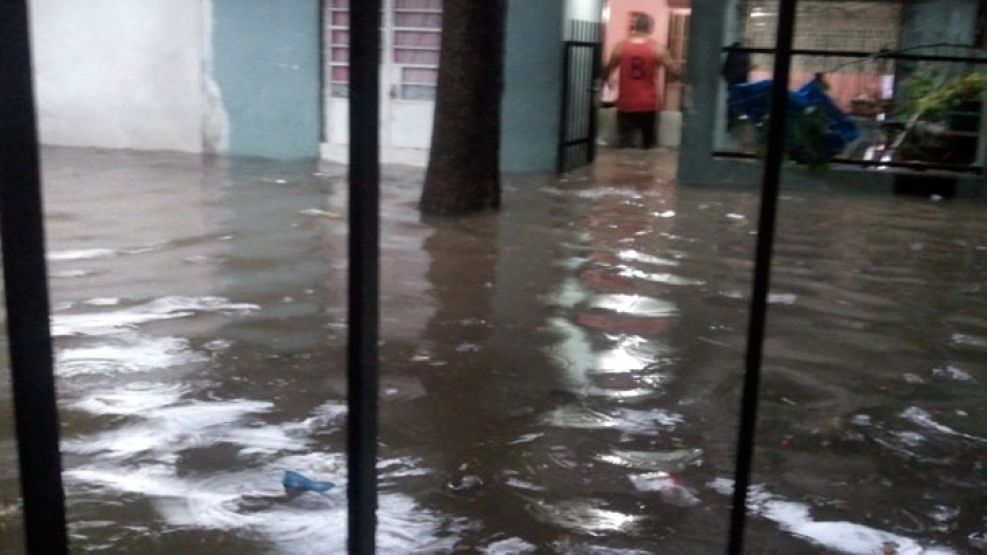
[728,79,859,156]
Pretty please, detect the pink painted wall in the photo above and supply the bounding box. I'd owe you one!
[604,0,669,63]
[750,70,889,112]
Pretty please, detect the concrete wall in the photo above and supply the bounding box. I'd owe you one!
[900,0,979,51]
[29,0,207,153]
[212,0,321,159]
[678,0,732,184]
[566,0,603,23]
[501,0,566,172]
[30,0,320,159]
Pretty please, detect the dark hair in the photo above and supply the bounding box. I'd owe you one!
[632,14,653,34]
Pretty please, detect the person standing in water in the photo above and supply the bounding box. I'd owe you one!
[603,13,681,149]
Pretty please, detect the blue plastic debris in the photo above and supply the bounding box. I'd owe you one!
[728,78,859,156]
[282,470,334,494]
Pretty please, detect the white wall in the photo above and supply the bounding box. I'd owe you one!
[29,0,208,152]
[565,0,603,23]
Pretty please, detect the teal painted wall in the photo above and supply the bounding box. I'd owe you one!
[501,0,565,172]
[213,0,321,159]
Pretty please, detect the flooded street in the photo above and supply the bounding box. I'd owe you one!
[1,146,986,553]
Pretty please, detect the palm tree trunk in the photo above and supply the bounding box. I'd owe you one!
[420,0,507,215]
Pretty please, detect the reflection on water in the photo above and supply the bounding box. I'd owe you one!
[0,147,984,553]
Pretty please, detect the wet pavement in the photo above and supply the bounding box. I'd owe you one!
[0,146,985,553]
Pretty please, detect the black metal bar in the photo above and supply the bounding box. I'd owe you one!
[566,40,600,48]
[723,45,987,65]
[727,0,798,553]
[318,0,328,144]
[0,2,70,554]
[713,150,985,175]
[588,43,601,163]
[347,0,380,553]
[578,46,589,149]
[558,44,573,174]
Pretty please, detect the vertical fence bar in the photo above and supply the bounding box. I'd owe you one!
[727,0,798,553]
[588,42,602,163]
[347,0,381,553]
[558,44,573,174]
[318,0,328,144]
[0,2,70,553]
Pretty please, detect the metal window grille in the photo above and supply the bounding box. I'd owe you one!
[713,0,987,175]
[324,0,442,101]
[393,0,442,101]
[327,0,353,98]
[0,0,851,553]
[558,20,603,173]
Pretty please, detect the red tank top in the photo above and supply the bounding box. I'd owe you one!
[617,39,660,113]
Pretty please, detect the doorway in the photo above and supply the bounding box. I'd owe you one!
[322,0,442,165]
[597,0,692,151]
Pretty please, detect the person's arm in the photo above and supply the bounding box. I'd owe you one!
[657,44,683,81]
[603,43,623,82]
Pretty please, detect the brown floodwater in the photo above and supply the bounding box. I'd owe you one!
[0,146,985,554]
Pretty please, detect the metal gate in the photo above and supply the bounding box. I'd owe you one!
[558,21,602,174]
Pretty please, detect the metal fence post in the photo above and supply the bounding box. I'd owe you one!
[347,0,381,553]
[727,0,798,553]
[0,2,70,553]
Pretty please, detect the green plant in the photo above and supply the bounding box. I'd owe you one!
[791,107,831,173]
[754,107,833,173]
[898,69,987,121]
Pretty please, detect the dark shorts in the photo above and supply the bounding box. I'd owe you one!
[618,111,657,149]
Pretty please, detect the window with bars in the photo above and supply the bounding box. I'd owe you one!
[393,0,442,101]
[327,0,352,98]
[741,0,902,76]
[325,0,442,101]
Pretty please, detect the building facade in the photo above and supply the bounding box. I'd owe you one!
[28,0,602,172]
[678,0,987,190]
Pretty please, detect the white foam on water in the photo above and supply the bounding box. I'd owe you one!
[51,269,97,279]
[66,452,463,554]
[49,248,119,261]
[57,336,206,377]
[70,383,187,416]
[63,400,274,458]
[289,401,348,433]
[628,472,700,507]
[542,405,683,435]
[299,208,342,218]
[951,333,987,349]
[596,336,658,374]
[567,187,645,200]
[483,537,536,554]
[526,498,643,535]
[616,266,705,286]
[83,297,122,306]
[931,365,975,383]
[768,293,798,305]
[504,477,548,492]
[588,294,679,318]
[707,478,957,555]
[52,296,260,337]
[900,406,987,443]
[616,249,680,267]
[223,425,306,456]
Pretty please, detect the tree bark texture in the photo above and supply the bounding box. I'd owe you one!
[421,0,506,215]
